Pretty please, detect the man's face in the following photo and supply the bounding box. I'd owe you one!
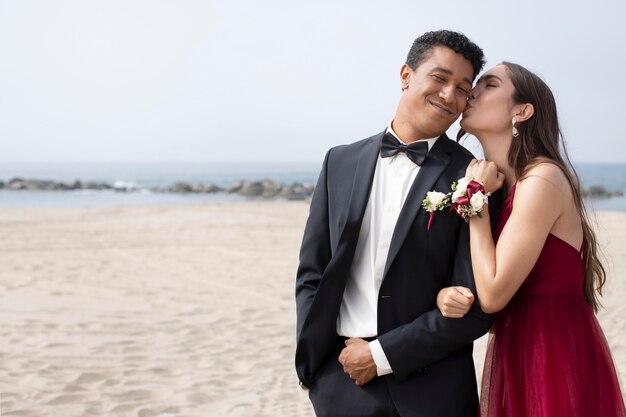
[400,46,474,138]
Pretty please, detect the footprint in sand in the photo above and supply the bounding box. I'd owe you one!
[137,408,158,417]
[0,410,40,416]
[147,366,172,375]
[43,342,70,349]
[46,394,85,405]
[74,372,107,384]
[113,389,154,402]
[109,403,142,413]
[63,383,87,392]
[123,355,148,362]
[229,402,255,414]
[187,392,216,404]
[139,405,181,416]
[191,378,224,388]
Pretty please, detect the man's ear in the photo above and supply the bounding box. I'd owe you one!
[513,103,534,122]
[400,64,412,91]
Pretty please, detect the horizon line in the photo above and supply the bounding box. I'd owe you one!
[1,160,625,165]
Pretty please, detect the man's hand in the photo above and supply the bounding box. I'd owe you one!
[437,286,474,318]
[338,338,377,386]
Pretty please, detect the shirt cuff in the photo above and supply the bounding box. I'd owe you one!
[369,340,393,376]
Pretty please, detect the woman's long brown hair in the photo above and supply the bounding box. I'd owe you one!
[459,62,606,313]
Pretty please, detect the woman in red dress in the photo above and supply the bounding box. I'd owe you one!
[437,62,626,416]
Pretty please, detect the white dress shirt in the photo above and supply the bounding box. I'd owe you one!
[336,122,438,375]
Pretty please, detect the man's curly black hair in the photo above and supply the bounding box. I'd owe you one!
[406,30,485,80]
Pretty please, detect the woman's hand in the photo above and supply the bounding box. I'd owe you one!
[466,160,505,194]
[436,286,475,318]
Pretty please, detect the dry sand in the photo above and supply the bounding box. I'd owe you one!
[0,203,623,416]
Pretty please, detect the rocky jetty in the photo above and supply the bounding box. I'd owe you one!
[581,186,624,199]
[2,178,621,202]
[0,178,315,200]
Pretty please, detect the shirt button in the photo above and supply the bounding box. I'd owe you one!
[382,241,390,249]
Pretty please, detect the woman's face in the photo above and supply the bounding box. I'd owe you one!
[460,65,517,137]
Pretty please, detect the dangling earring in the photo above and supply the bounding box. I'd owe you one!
[512,118,519,138]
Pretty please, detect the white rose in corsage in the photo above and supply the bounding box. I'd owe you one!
[452,177,470,201]
[450,176,491,221]
[421,191,451,230]
[470,192,486,212]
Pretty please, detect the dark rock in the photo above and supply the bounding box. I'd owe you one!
[26,180,50,190]
[280,183,306,200]
[8,178,26,190]
[238,181,264,196]
[224,182,243,193]
[53,181,78,190]
[191,183,221,193]
[275,182,315,200]
[170,182,194,193]
[261,180,281,198]
[582,186,624,199]
[83,182,113,190]
[154,182,222,194]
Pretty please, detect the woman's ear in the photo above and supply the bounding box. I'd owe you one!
[513,103,534,122]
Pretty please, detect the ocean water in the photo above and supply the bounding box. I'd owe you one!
[0,162,624,210]
[0,162,321,189]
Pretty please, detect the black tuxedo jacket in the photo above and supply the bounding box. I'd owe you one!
[295,131,496,416]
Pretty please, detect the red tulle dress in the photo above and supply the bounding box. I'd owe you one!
[480,184,626,417]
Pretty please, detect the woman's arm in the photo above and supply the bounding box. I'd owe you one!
[468,161,567,313]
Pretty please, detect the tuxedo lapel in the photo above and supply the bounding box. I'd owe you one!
[307,132,381,323]
[383,135,453,277]
[339,132,383,244]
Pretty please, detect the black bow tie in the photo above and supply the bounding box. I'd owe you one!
[380,132,429,166]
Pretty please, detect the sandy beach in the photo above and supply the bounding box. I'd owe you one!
[0,203,624,416]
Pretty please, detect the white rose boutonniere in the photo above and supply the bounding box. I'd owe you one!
[421,191,451,230]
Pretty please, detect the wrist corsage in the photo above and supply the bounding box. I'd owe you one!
[421,176,491,230]
[449,177,490,221]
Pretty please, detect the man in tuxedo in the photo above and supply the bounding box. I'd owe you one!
[295,30,493,417]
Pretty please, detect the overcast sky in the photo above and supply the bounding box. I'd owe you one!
[0,0,624,163]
